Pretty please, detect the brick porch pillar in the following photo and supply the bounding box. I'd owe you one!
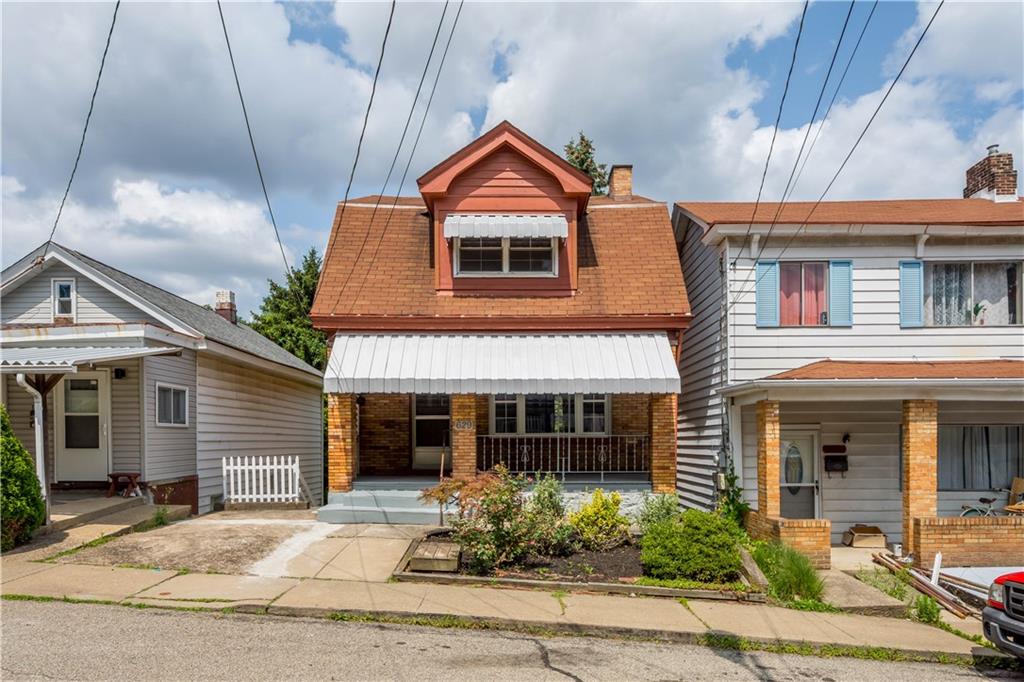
[326,393,357,492]
[450,394,478,479]
[756,400,781,518]
[902,399,938,554]
[649,393,677,494]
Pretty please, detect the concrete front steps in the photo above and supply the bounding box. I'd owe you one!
[317,490,446,525]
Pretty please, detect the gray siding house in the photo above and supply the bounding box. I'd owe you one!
[1,242,323,514]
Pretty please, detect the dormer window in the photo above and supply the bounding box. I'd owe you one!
[454,237,557,277]
[52,278,76,320]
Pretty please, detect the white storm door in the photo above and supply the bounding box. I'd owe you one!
[779,431,819,519]
[55,371,111,481]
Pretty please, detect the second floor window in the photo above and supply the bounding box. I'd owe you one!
[455,237,557,276]
[52,278,75,320]
[925,261,1022,326]
[780,262,828,326]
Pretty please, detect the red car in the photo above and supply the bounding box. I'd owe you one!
[984,571,1024,659]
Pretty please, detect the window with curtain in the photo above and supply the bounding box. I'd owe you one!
[925,261,1022,326]
[779,262,828,326]
[938,425,1023,490]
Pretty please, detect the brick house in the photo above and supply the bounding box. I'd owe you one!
[312,122,690,521]
[673,146,1024,567]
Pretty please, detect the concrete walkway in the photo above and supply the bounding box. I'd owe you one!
[0,554,1002,663]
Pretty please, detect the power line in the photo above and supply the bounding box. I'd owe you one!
[216,0,289,276]
[314,0,397,300]
[42,0,121,259]
[331,1,451,307]
[346,0,465,312]
[731,0,809,269]
[731,0,944,305]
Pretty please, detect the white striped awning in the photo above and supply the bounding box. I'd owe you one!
[1,346,179,373]
[442,214,569,239]
[324,333,680,395]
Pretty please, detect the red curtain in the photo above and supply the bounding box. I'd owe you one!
[780,263,802,326]
[802,263,827,326]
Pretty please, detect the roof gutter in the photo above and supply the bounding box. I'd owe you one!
[720,377,1024,398]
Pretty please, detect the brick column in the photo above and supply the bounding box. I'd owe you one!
[326,393,357,492]
[450,394,478,479]
[756,400,781,518]
[902,399,938,554]
[649,393,677,494]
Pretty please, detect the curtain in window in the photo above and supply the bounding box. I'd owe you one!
[938,425,1023,489]
[926,263,970,326]
[779,263,801,326]
[973,262,1014,325]
[802,263,827,326]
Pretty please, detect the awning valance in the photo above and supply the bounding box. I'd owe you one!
[324,333,680,395]
[442,214,569,240]
[1,346,179,373]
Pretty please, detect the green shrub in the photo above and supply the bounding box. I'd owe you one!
[751,541,824,602]
[569,489,631,550]
[716,470,751,530]
[640,510,743,583]
[911,595,941,625]
[637,493,679,534]
[1,405,45,551]
[527,475,578,557]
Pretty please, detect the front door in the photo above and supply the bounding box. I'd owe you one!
[55,371,111,481]
[412,394,450,472]
[779,431,819,519]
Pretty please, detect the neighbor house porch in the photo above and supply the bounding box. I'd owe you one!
[723,361,1024,569]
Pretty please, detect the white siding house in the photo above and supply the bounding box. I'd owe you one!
[1,243,323,515]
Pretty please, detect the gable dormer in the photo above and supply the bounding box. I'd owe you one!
[417,121,593,295]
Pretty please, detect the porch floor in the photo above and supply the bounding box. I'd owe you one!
[48,492,144,532]
[353,473,653,492]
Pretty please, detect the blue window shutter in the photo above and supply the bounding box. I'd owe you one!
[755,261,779,327]
[899,260,924,328]
[828,260,853,327]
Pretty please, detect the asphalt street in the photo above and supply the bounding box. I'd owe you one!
[0,600,1016,681]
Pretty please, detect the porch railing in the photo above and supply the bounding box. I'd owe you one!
[476,434,649,480]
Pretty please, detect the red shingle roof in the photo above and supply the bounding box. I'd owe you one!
[676,198,1024,227]
[765,359,1024,381]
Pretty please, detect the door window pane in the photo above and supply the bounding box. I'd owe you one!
[525,394,575,433]
[458,238,503,273]
[415,394,450,416]
[65,379,99,413]
[65,415,99,448]
[415,419,450,448]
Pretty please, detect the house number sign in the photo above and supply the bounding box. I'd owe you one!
[453,419,474,431]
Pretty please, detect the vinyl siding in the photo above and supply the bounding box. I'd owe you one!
[676,219,723,509]
[740,399,1022,544]
[2,375,54,482]
[143,351,197,481]
[726,238,1024,382]
[2,262,161,325]
[108,359,142,472]
[196,354,323,514]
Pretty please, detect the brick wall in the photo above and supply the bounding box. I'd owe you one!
[475,395,489,435]
[756,400,781,518]
[902,399,937,554]
[358,394,411,475]
[649,393,677,494]
[612,394,649,434]
[747,512,832,569]
[326,393,356,492]
[913,516,1024,568]
[451,394,478,479]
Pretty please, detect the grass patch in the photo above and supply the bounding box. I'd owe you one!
[932,619,996,650]
[551,590,568,615]
[43,533,120,562]
[856,567,910,602]
[782,597,840,613]
[634,576,751,593]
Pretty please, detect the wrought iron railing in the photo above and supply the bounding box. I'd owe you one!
[476,434,649,480]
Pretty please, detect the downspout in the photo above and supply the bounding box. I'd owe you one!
[15,373,49,511]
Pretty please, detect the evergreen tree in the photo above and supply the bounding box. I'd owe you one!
[249,248,327,370]
[564,131,608,195]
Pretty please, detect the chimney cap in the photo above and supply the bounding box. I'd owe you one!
[987,144,1000,156]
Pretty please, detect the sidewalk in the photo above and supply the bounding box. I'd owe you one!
[0,553,1001,664]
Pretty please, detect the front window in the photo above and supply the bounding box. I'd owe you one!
[455,237,557,276]
[925,261,1022,326]
[938,425,1022,490]
[52,279,75,319]
[156,384,188,426]
[491,394,608,434]
[779,262,828,326]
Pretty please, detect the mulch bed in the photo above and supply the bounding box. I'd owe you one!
[495,544,643,583]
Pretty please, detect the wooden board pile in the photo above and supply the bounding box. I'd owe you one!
[871,552,980,619]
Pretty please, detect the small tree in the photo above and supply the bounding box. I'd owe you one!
[249,247,327,370]
[1,404,46,551]
[564,131,608,195]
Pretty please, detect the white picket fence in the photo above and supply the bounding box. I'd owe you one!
[222,455,307,504]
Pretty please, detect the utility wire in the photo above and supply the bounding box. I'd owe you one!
[42,0,121,259]
[332,1,450,307]
[217,0,290,277]
[315,0,397,301]
[346,0,465,312]
[730,0,944,305]
[731,0,809,269]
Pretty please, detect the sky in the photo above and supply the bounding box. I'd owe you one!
[2,0,1022,316]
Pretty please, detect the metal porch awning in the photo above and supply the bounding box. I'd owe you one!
[324,333,681,395]
[1,346,179,373]
[442,214,569,239]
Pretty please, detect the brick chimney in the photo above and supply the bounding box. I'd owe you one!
[963,144,1017,201]
[608,164,633,201]
[214,290,237,324]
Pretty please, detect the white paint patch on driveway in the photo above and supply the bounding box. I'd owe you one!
[247,522,340,578]
[183,518,320,527]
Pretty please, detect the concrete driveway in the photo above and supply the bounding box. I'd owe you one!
[59,510,429,582]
